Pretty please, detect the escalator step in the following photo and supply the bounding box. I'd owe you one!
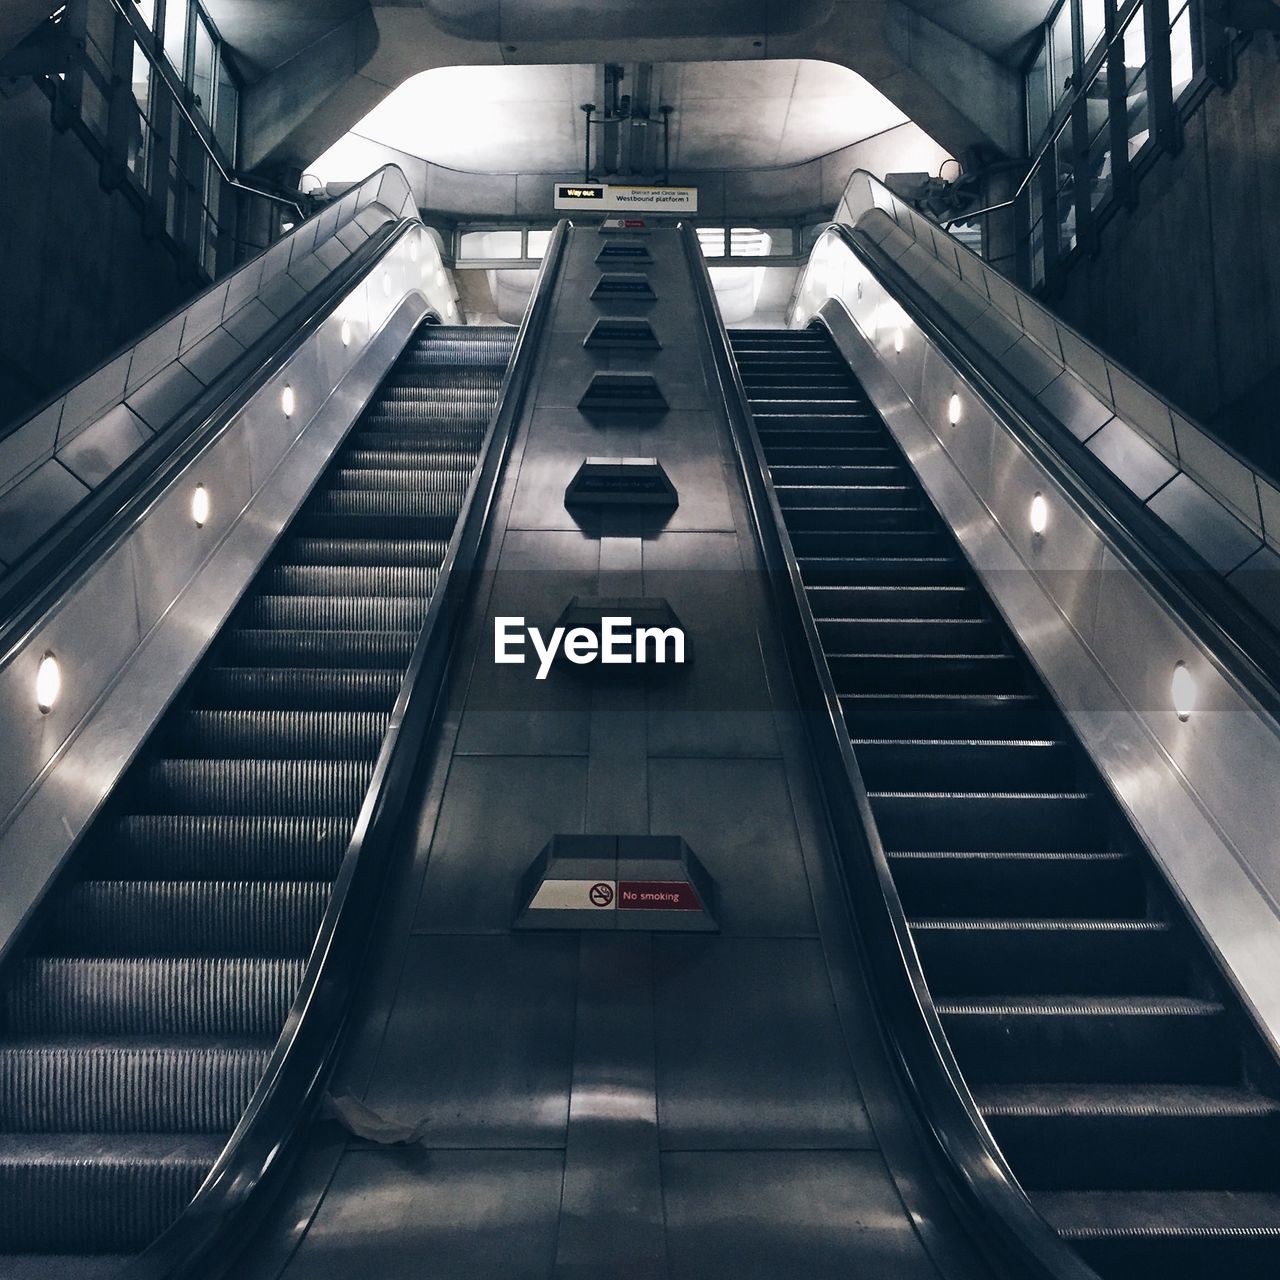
[830,652,1024,695]
[97,815,351,880]
[168,710,388,760]
[913,918,1184,995]
[785,507,936,533]
[0,1134,225,1253]
[1037,1190,1280,1280]
[980,1084,1280,1191]
[330,467,472,494]
[887,850,1141,918]
[239,595,427,631]
[3,957,303,1037]
[220,628,416,668]
[806,584,980,620]
[0,1042,271,1133]
[840,693,1053,739]
[854,738,1075,791]
[819,618,1000,653]
[195,667,402,711]
[132,759,374,817]
[46,881,329,957]
[872,790,1100,850]
[770,465,906,484]
[343,448,477,471]
[261,563,439,597]
[276,537,448,567]
[939,996,1236,1085]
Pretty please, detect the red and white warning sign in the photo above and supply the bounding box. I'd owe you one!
[619,881,702,911]
[527,879,616,911]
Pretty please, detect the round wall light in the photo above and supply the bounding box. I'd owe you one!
[36,652,61,714]
[281,384,295,418]
[1030,492,1048,535]
[1171,662,1197,721]
[948,393,962,426]
[191,483,210,528]
[341,319,351,347]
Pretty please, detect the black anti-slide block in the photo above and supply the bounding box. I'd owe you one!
[583,317,660,350]
[565,457,678,509]
[596,240,653,264]
[579,372,667,413]
[514,834,718,931]
[592,273,656,301]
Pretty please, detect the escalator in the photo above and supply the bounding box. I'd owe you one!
[727,327,1280,1280]
[0,323,515,1272]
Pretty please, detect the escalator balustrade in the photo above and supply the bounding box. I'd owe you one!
[729,327,1280,1280]
[0,324,515,1268]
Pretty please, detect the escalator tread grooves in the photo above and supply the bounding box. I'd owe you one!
[0,326,512,1259]
[729,328,1280,1274]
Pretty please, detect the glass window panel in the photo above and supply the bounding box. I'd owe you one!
[164,0,189,74]
[458,229,523,258]
[1084,65,1109,143]
[192,16,214,118]
[1087,119,1113,209]
[729,227,774,256]
[1080,0,1106,60]
[214,55,237,157]
[1031,219,1046,288]
[1170,3,1195,100]
[135,0,156,29]
[1054,125,1077,254]
[1027,42,1051,145]
[1121,5,1147,89]
[696,227,726,256]
[1125,67,1151,156]
[1050,1,1074,103]
[130,42,151,119]
[125,43,151,177]
[526,229,552,259]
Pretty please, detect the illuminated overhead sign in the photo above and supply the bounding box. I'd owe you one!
[554,183,698,213]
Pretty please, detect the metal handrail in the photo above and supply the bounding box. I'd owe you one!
[119,219,570,1279]
[680,219,1100,1280]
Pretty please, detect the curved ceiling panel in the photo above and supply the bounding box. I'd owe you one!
[422,0,835,41]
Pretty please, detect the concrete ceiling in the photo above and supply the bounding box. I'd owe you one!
[905,0,1052,59]
[202,1,370,79]
[181,1,1033,175]
[308,59,910,177]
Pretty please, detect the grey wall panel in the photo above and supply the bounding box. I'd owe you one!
[1086,419,1179,502]
[58,405,151,488]
[0,460,91,563]
[57,353,133,444]
[127,363,205,433]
